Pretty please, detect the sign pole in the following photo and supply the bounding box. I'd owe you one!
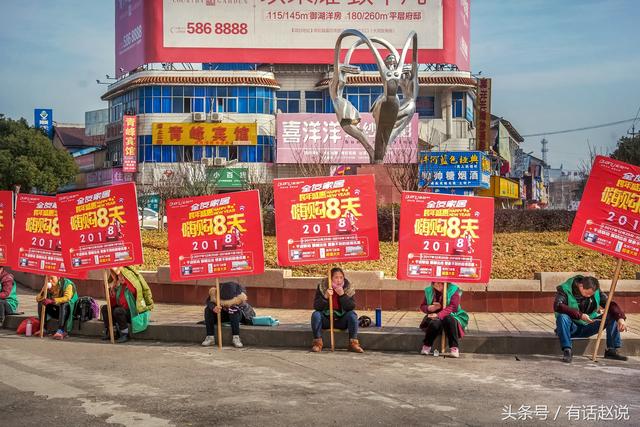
[328,269,335,352]
[216,278,223,350]
[103,270,115,344]
[591,258,624,361]
[441,282,448,355]
[38,276,48,338]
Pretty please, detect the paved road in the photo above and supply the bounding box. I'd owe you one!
[0,331,638,426]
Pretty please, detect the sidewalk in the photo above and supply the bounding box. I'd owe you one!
[4,284,639,356]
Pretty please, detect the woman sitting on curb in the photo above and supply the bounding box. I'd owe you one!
[36,275,78,340]
[419,281,468,358]
[310,267,364,353]
[202,281,255,348]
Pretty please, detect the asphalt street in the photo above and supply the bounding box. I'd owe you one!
[0,331,638,426]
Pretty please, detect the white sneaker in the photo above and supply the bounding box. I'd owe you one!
[449,347,460,358]
[201,336,215,346]
[232,335,243,348]
[420,345,432,355]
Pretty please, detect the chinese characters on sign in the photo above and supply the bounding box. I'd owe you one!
[152,123,257,146]
[568,156,640,265]
[475,78,492,152]
[418,151,491,189]
[274,175,380,265]
[397,192,495,283]
[56,183,143,270]
[0,191,13,264]
[122,115,138,173]
[166,190,265,281]
[277,113,418,164]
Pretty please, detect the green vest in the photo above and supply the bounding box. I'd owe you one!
[556,279,601,325]
[116,284,150,334]
[48,279,78,332]
[425,284,469,330]
[4,280,19,312]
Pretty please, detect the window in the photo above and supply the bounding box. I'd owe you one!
[453,92,464,118]
[276,91,300,113]
[416,96,435,117]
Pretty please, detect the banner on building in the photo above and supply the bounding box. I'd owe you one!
[122,115,138,173]
[568,156,640,265]
[56,183,143,270]
[11,195,86,278]
[475,78,491,152]
[166,190,264,281]
[34,108,53,138]
[0,191,13,265]
[277,113,418,164]
[274,175,379,266]
[397,192,494,283]
[418,151,491,189]
[152,123,257,146]
[116,0,470,77]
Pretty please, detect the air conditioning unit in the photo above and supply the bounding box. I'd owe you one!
[213,157,227,167]
[192,112,206,122]
[103,160,113,168]
[201,157,214,167]
[210,112,223,122]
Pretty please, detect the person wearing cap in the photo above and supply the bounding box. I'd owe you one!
[0,266,19,325]
[554,275,628,363]
[102,266,154,343]
[419,281,468,358]
[202,281,255,348]
[36,276,78,339]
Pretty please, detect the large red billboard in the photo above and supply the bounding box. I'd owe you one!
[56,183,143,271]
[11,195,85,278]
[568,156,640,265]
[0,191,12,265]
[274,175,379,266]
[115,0,471,77]
[166,190,265,281]
[397,191,494,283]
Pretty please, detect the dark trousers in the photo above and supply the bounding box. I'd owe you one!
[101,305,132,331]
[0,300,14,323]
[204,303,241,336]
[311,310,358,339]
[38,302,70,332]
[421,316,459,348]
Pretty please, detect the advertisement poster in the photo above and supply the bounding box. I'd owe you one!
[56,183,143,270]
[11,195,85,278]
[152,122,257,146]
[397,191,494,283]
[568,156,640,265]
[274,175,379,266]
[166,190,264,281]
[0,191,12,265]
[122,115,138,173]
[418,151,491,189]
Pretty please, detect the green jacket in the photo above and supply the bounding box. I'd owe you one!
[425,283,469,330]
[2,280,19,313]
[48,278,78,332]
[110,267,154,333]
[555,277,601,325]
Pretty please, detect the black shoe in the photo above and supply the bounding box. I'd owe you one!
[101,329,110,340]
[604,348,628,361]
[116,333,129,343]
[562,348,572,363]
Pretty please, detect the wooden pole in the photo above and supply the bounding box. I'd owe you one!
[103,270,115,344]
[591,258,624,361]
[328,269,335,352]
[216,278,222,350]
[441,282,448,355]
[38,276,48,338]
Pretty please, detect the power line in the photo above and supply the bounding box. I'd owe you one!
[521,118,636,137]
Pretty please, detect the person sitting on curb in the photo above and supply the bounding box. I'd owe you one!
[202,281,255,348]
[554,275,627,363]
[0,266,19,326]
[419,281,468,358]
[102,266,154,343]
[36,276,78,340]
[310,267,364,353]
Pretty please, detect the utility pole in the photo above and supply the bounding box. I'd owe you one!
[628,124,637,139]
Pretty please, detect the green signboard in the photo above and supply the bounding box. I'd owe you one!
[208,168,248,188]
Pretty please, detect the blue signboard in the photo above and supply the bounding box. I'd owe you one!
[34,108,53,138]
[418,151,491,189]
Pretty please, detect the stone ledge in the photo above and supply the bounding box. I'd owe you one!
[535,272,596,291]
[487,279,540,292]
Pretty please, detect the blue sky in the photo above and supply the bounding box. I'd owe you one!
[0,0,638,169]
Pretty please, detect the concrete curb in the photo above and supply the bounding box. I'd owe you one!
[3,315,638,356]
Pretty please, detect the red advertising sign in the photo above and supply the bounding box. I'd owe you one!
[56,183,143,271]
[11,195,85,278]
[274,175,379,266]
[166,190,265,281]
[568,156,640,264]
[122,115,137,173]
[0,191,13,265]
[397,191,494,283]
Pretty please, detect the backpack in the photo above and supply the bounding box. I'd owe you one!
[74,296,98,329]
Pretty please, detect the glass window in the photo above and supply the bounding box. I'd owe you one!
[227,98,237,112]
[239,86,248,96]
[153,146,161,162]
[193,146,203,161]
[173,98,183,113]
[162,98,172,113]
[193,98,204,112]
[238,97,248,113]
[416,96,435,117]
[145,145,153,162]
[184,98,192,113]
[194,87,205,97]
[161,146,172,162]
[144,98,152,113]
[162,86,171,96]
[217,146,228,158]
[228,146,238,160]
[152,98,161,113]
[288,100,299,113]
[277,100,287,113]
[173,86,183,96]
